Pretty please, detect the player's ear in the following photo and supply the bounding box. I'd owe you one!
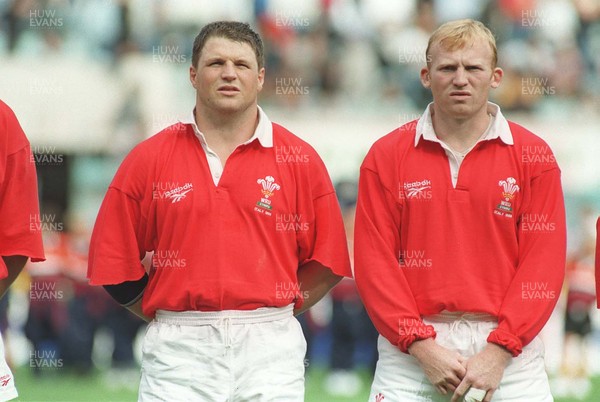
[420,67,431,89]
[491,67,503,89]
[257,67,265,93]
[189,65,198,89]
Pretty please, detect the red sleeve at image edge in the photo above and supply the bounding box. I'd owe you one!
[595,217,600,308]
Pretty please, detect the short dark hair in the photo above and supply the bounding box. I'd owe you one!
[191,21,264,69]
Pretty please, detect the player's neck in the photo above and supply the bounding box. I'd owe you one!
[431,108,491,153]
[194,105,259,164]
[195,105,259,147]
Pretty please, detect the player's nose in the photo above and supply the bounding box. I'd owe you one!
[452,68,468,86]
[221,61,237,80]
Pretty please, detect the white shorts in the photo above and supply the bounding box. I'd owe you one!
[0,335,17,402]
[139,305,306,402]
[369,312,553,402]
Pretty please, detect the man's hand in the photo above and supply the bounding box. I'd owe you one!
[408,338,467,395]
[451,343,512,402]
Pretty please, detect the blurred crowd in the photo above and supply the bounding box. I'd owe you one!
[1,0,599,113]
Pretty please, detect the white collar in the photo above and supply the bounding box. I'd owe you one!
[179,105,273,148]
[415,102,513,147]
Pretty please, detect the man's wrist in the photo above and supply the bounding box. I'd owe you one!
[407,337,435,357]
[486,342,512,365]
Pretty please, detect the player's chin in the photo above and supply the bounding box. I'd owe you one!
[211,100,247,114]
[447,96,472,105]
[448,102,477,114]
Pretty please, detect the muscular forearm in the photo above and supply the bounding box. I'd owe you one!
[0,255,28,299]
[294,260,342,316]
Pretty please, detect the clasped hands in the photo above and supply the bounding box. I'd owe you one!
[408,338,511,402]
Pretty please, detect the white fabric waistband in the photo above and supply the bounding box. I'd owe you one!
[423,311,497,323]
[154,305,294,326]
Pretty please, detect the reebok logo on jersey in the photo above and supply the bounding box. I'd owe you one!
[0,374,11,387]
[401,179,432,200]
[164,183,193,203]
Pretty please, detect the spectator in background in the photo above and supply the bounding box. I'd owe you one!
[384,0,437,109]
[3,0,599,111]
[554,206,597,400]
[2,0,33,53]
[325,180,378,397]
[61,220,144,384]
[24,231,68,377]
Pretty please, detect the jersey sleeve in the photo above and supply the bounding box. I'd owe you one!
[297,153,351,279]
[299,191,351,278]
[595,217,600,309]
[0,102,45,273]
[487,167,566,356]
[354,145,435,353]
[87,149,149,286]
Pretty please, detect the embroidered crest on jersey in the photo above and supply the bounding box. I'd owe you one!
[255,176,280,216]
[494,177,519,218]
[400,179,432,200]
[163,183,193,203]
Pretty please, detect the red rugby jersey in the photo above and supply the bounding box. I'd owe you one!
[88,120,351,315]
[354,120,566,357]
[0,100,45,278]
